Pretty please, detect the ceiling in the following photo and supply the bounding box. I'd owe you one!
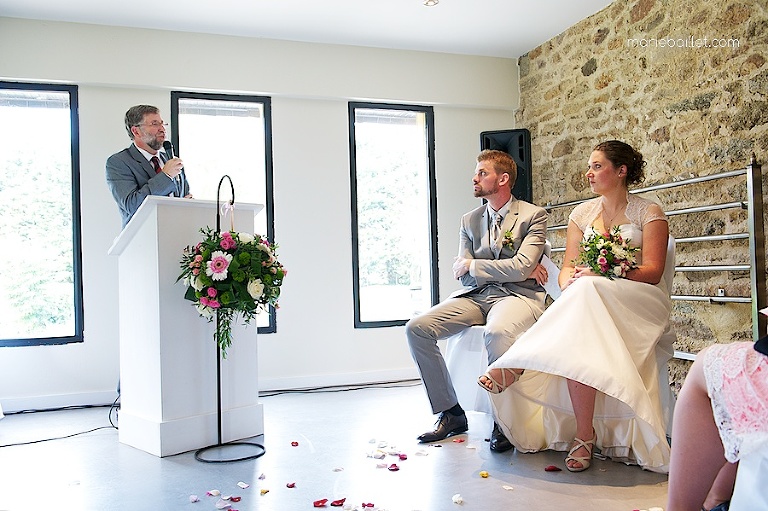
[0,0,613,59]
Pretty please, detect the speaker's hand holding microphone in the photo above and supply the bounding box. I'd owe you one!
[162,141,191,198]
[161,141,183,179]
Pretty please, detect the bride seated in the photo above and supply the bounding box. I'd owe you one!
[478,140,672,473]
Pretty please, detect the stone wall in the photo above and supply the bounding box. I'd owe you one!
[517,0,768,391]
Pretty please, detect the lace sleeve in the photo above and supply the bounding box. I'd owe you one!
[626,195,667,227]
[568,198,602,232]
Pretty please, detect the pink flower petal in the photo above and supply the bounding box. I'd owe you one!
[544,465,562,472]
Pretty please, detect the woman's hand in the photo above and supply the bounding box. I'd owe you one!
[561,265,598,290]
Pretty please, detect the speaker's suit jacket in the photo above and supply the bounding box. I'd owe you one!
[452,197,548,307]
[106,144,190,228]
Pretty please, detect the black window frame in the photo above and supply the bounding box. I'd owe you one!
[0,81,84,347]
[348,101,440,328]
[170,91,278,333]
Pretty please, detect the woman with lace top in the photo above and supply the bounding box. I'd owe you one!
[667,331,768,511]
[477,140,673,473]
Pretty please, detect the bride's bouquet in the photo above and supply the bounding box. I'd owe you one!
[577,226,639,279]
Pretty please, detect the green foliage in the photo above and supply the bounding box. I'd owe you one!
[178,228,285,356]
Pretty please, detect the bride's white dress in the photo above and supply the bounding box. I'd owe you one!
[488,195,672,473]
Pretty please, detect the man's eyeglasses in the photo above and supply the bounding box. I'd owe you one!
[135,121,168,128]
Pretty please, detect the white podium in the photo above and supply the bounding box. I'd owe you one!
[108,196,264,457]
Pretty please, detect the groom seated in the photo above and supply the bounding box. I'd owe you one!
[405,149,548,452]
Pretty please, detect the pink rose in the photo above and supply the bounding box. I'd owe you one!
[207,287,217,298]
[220,232,236,250]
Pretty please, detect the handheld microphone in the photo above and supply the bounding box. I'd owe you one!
[163,140,175,159]
[162,141,184,196]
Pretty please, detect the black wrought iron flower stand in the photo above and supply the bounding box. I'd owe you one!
[194,175,266,463]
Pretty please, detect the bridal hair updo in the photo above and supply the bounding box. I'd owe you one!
[593,140,646,186]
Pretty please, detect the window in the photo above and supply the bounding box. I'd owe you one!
[171,92,277,332]
[0,82,83,346]
[349,103,439,327]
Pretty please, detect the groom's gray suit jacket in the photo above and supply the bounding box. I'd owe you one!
[452,196,548,307]
[106,144,190,228]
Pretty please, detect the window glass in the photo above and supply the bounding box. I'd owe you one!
[349,103,438,327]
[172,93,276,331]
[0,83,83,345]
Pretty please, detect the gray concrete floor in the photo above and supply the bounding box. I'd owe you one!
[0,383,668,510]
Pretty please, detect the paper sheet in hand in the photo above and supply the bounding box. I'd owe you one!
[540,254,561,300]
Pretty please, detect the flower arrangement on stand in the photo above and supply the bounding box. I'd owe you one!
[577,226,639,279]
[178,227,285,357]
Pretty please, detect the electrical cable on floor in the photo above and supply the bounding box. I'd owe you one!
[1,380,421,448]
[0,395,121,449]
[259,378,422,397]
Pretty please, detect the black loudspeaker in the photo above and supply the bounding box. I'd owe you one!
[480,129,532,203]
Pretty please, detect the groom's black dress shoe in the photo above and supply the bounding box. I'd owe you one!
[417,412,468,443]
[490,423,513,452]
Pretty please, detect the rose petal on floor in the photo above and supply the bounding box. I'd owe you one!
[479,471,489,478]
[544,465,562,472]
[286,482,296,488]
[291,441,299,447]
[189,495,200,502]
[313,498,328,507]
[502,485,514,491]
[207,490,221,496]
[215,499,231,509]
[387,464,399,471]
[330,498,346,507]
[452,493,464,504]
[260,489,269,496]
[452,438,465,443]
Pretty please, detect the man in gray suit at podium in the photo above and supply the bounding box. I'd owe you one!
[406,149,548,453]
[106,105,191,228]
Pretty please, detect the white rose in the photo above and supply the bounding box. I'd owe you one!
[196,303,214,318]
[238,232,254,244]
[192,275,204,291]
[613,266,624,277]
[247,279,265,299]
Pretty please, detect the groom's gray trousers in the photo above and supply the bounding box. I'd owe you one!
[406,284,541,414]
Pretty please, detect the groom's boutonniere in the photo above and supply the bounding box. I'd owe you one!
[501,230,515,248]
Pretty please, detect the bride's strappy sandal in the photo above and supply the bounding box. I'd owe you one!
[477,368,521,394]
[565,430,597,472]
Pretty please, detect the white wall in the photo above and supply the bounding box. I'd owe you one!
[0,17,518,411]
